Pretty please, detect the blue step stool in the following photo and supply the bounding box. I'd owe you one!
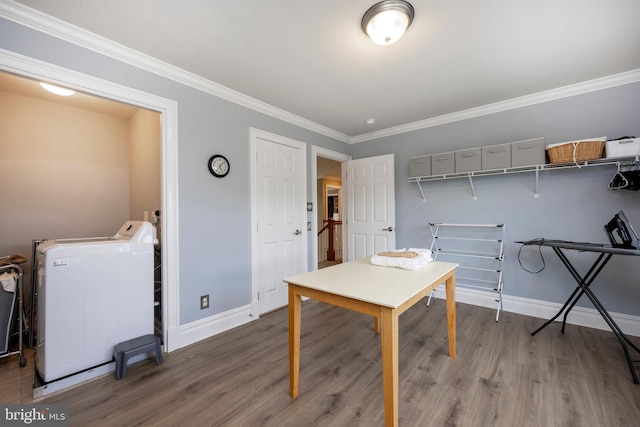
[113,334,163,380]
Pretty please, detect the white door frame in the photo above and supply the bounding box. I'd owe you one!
[0,50,182,352]
[250,128,308,316]
[310,146,351,270]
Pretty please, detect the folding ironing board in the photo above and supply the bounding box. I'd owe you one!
[518,238,640,384]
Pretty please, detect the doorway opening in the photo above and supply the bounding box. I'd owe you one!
[318,175,343,269]
[0,50,180,362]
[311,147,351,270]
[0,69,165,344]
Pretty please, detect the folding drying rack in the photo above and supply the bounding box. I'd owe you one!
[427,223,505,321]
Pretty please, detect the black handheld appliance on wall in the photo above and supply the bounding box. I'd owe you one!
[604,210,639,249]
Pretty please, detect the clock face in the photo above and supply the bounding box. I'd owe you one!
[208,155,230,177]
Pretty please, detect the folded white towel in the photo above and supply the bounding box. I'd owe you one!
[0,272,17,293]
[370,248,433,270]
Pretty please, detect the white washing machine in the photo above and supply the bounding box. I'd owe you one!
[36,221,156,382]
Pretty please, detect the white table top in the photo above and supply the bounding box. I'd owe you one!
[283,257,458,308]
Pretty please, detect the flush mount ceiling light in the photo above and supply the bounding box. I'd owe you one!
[40,82,75,96]
[362,0,415,46]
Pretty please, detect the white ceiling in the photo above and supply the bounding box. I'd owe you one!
[11,0,640,139]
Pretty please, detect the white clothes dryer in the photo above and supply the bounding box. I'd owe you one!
[36,221,156,382]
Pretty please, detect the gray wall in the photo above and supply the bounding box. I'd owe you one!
[349,82,640,315]
[2,15,639,327]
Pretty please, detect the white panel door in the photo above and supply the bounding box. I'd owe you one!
[345,154,396,260]
[254,132,306,314]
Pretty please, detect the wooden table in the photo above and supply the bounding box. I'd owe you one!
[284,257,457,427]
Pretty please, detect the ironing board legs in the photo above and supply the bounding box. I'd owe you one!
[531,248,640,384]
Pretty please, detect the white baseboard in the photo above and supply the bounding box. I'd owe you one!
[175,286,640,352]
[430,285,640,337]
[178,304,257,348]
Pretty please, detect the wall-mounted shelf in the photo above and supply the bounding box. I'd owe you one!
[409,155,640,201]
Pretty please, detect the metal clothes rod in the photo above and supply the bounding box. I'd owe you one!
[429,223,504,228]
[436,251,500,261]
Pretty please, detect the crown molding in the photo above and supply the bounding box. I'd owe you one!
[2,1,639,146]
[350,68,640,144]
[0,1,351,144]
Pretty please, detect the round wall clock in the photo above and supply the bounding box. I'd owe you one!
[208,154,230,178]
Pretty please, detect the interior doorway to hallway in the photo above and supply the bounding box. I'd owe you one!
[312,147,351,270]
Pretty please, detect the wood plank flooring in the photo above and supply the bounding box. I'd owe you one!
[2,299,640,426]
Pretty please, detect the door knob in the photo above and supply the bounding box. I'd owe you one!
[382,227,394,232]
[293,229,302,235]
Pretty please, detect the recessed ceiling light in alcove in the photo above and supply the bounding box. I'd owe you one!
[40,82,76,96]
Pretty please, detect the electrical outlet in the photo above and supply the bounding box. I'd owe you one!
[200,294,209,310]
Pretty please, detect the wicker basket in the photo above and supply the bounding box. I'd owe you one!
[546,137,606,164]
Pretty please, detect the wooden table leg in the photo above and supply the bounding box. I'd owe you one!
[445,272,456,359]
[289,284,301,398]
[380,306,399,427]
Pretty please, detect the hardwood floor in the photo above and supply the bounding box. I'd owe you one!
[0,346,33,405]
[2,299,640,426]
[318,259,342,269]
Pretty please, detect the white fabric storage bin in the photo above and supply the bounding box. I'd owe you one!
[606,138,640,158]
[455,148,481,173]
[482,143,511,170]
[409,155,431,178]
[431,152,455,175]
[511,137,545,167]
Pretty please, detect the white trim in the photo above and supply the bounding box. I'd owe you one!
[310,146,351,270]
[168,278,640,350]
[430,286,640,337]
[249,128,308,317]
[2,2,639,145]
[350,69,640,144]
[178,304,255,349]
[0,47,182,353]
